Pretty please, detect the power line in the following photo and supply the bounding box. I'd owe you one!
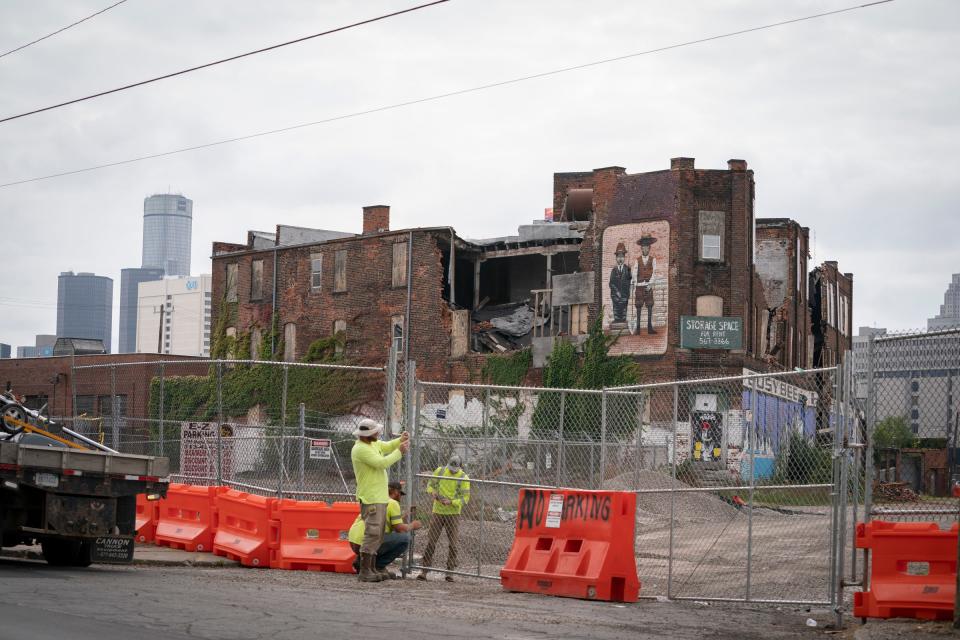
[0,0,130,60]
[0,0,451,125]
[0,0,894,189]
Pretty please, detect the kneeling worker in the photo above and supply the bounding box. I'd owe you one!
[349,481,422,579]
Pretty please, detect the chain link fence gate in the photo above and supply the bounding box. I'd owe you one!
[405,367,856,613]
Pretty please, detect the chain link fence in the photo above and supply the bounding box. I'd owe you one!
[406,368,852,608]
[67,353,862,612]
[858,327,960,522]
[69,359,388,500]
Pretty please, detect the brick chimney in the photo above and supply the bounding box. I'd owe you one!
[671,157,695,170]
[362,205,390,234]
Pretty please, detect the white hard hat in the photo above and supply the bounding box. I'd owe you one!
[352,419,383,438]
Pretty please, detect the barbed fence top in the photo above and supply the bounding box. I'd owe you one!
[71,358,386,372]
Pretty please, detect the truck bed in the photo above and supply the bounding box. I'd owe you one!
[0,441,169,479]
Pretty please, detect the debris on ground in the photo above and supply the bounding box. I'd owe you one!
[873,481,920,503]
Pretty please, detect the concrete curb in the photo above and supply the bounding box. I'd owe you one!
[1,545,239,568]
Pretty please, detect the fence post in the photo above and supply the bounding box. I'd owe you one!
[863,334,876,522]
[384,339,398,437]
[279,364,289,498]
[746,377,757,602]
[667,382,679,599]
[557,391,565,488]
[635,391,643,489]
[70,360,77,431]
[834,360,850,630]
[403,361,417,577]
[299,402,306,493]
[216,362,224,486]
[110,364,119,449]
[599,389,607,490]
[158,362,165,458]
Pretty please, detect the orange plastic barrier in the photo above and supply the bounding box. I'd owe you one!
[154,484,223,552]
[135,493,159,544]
[500,489,639,602]
[854,520,957,621]
[268,500,359,572]
[212,490,275,567]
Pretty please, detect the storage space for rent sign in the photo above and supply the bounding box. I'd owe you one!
[679,316,743,349]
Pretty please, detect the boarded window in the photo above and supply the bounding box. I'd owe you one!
[250,327,262,360]
[250,260,264,301]
[310,253,323,290]
[225,326,237,359]
[334,249,347,292]
[569,303,589,335]
[698,211,725,262]
[333,319,346,356]
[392,241,408,287]
[696,295,724,317]
[283,323,297,362]
[226,263,238,302]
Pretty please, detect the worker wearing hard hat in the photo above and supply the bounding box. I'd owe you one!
[351,419,408,583]
[349,481,422,579]
[417,454,470,582]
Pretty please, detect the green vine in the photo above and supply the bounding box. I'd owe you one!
[481,349,532,386]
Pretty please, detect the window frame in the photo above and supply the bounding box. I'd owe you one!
[333,249,347,293]
[310,253,323,291]
[392,241,408,288]
[250,259,264,301]
[697,210,725,263]
[225,263,238,302]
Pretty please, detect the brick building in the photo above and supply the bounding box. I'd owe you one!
[210,206,586,383]
[210,157,851,389]
[755,219,812,370]
[0,353,204,426]
[810,261,854,367]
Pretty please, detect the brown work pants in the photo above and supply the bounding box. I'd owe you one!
[421,514,459,570]
[359,502,387,554]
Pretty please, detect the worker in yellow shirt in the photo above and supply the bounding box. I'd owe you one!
[417,454,470,582]
[350,419,408,583]
[349,481,422,579]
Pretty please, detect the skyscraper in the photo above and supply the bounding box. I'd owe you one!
[118,267,164,353]
[928,273,960,330]
[56,271,113,352]
[142,194,192,277]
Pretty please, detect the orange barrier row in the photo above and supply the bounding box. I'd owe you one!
[501,489,640,602]
[135,493,159,543]
[854,520,957,621]
[212,490,275,567]
[155,484,224,552]
[268,500,358,572]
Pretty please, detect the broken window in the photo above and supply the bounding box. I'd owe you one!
[310,253,323,290]
[226,263,238,302]
[391,315,404,353]
[698,211,725,262]
[392,241,408,287]
[250,259,263,301]
[334,249,347,292]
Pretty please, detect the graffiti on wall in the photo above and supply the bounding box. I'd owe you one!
[601,221,670,355]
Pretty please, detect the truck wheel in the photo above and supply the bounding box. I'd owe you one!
[41,539,91,567]
[2,406,26,435]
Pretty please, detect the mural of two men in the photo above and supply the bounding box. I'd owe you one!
[608,236,658,335]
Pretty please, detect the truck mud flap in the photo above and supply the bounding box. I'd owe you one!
[90,536,134,563]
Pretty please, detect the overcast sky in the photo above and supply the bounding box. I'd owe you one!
[0,0,957,352]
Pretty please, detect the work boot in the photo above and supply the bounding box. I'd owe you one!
[445,575,455,583]
[416,570,428,581]
[377,567,396,580]
[357,553,383,583]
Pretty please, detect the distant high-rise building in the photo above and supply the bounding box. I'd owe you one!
[56,271,113,352]
[15,335,54,358]
[118,267,164,353]
[928,273,960,330]
[0,344,10,359]
[135,275,212,357]
[142,194,193,277]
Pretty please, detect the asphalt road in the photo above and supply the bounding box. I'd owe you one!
[0,556,831,640]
